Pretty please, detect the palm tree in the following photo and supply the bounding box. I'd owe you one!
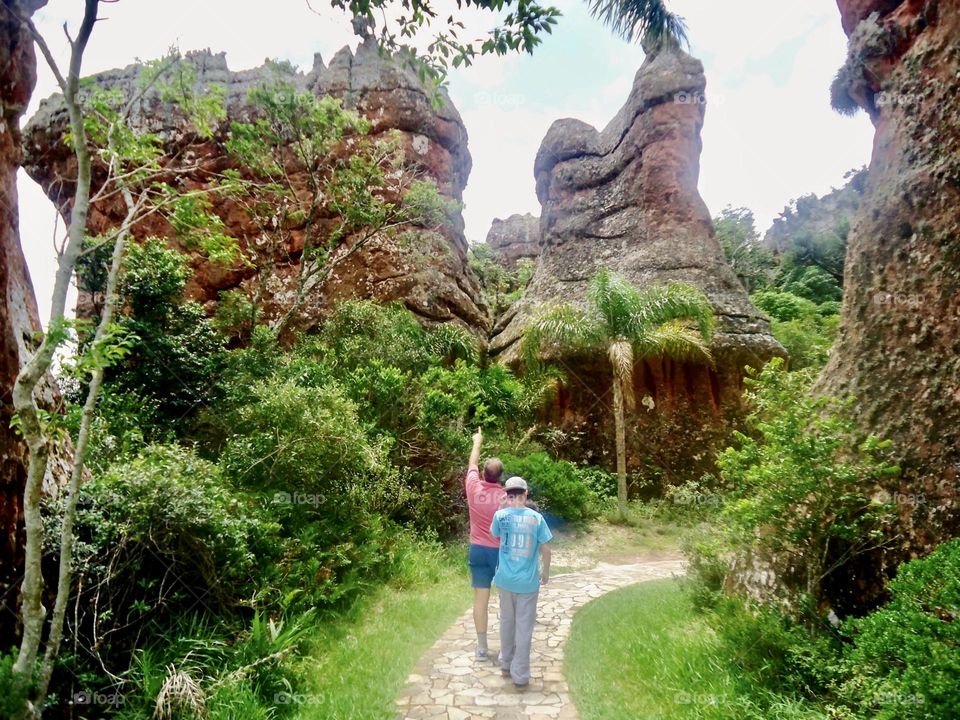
[586,0,688,47]
[523,268,715,520]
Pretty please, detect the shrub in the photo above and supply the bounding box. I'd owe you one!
[416,361,528,455]
[113,609,315,720]
[468,242,534,313]
[575,464,617,500]
[63,387,171,474]
[0,649,33,719]
[217,377,413,608]
[114,300,225,423]
[219,379,384,498]
[499,452,595,521]
[316,299,440,376]
[682,529,728,611]
[779,265,843,304]
[57,445,274,680]
[752,289,821,323]
[106,238,226,427]
[750,288,839,369]
[119,237,192,313]
[769,316,837,371]
[841,538,960,719]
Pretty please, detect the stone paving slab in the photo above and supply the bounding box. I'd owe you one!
[395,560,686,719]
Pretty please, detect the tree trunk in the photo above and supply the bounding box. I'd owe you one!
[0,0,44,648]
[11,0,99,702]
[612,368,628,520]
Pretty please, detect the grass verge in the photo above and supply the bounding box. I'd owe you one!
[291,540,472,720]
[565,578,826,720]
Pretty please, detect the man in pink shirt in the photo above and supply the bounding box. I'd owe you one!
[465,427,506,660]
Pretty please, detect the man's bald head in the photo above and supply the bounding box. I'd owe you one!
[483,457,504,485]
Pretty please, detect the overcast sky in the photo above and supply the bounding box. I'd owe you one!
[18,0,874,323]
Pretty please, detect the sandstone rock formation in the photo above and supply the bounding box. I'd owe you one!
[22,39,489,336]
[1,0,44,644]
[490,40,783,483]
[816,0,960,606]
[485,213,541,268]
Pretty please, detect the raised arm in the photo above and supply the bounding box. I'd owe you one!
[540,543,551,586]
[469,427,482,469]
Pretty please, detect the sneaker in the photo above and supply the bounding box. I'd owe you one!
[513,681,529,690]
[475,647,489,660]
[501,668,511,678]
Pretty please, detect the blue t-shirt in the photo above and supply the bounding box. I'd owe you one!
[490,507,553,594]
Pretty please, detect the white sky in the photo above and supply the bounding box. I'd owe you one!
[17,0,874,324]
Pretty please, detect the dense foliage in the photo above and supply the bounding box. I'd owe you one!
[675,358,960,720]
[714,205,846,371]
[840,539,960,719]
[468,242,534,315]
[35,256,586,715]
[715,358,898,610]
[498,452,599,521]
[73,237,224,437]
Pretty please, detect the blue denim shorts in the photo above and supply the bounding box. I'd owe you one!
[468,543,500,588]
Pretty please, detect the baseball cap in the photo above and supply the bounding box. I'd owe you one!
[504,476,528,493]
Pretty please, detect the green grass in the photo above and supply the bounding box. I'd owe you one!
[291,541,472,720]
[565,579,827,720]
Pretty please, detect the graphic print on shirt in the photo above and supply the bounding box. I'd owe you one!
[501,514,540,560]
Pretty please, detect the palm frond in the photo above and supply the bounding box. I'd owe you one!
[586,0,688,47]
[628,283,715,342]
[588,268,644,338]
[635,319,714,365]
[522,303,605,368]
[427,323,479,364]
[608,339,636,411]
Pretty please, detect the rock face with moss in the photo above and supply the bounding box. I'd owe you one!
[821,1,960,563]
[490,41,783,483]
[22,39,489,336]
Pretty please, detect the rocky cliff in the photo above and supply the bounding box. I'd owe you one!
[763,167,867,255]
[22,39,489,336]
[491,40,783,483]
[485,213,541,268]
[0,0,44,644]
[818,0,960,596]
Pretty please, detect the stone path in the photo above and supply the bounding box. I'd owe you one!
[395,559,686,720]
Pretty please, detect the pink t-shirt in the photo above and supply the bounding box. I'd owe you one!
[465,465,506,548]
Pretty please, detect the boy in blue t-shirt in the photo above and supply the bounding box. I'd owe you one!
[490,476,553,688]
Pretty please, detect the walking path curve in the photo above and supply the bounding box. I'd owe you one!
[394,559,686,720]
